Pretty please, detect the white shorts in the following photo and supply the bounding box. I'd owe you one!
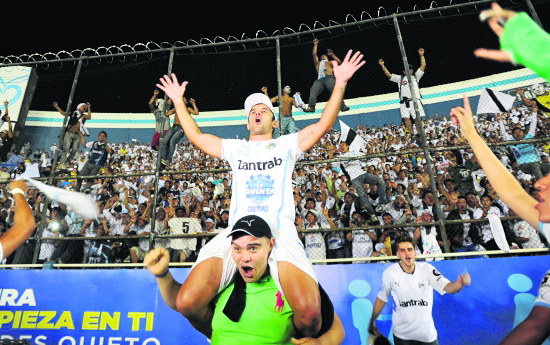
[192,225,317,296]
[400,100,425,119]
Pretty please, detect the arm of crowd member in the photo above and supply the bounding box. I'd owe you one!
[156,75,222,158]
[141,198,153,220]
[516,88,537,108]
[450,95,539,228]
[52,102,66,115]
[0,181,36,260]
[312,39,320,71]
[436,172,452,201]
[498,306,550,345]
[526,110,538,138]
[291,313,344,345]
[327,49,341,64]
[3,100,8,117]
[148,90,159,111]
[6,117,13,139]
[80,220,91,236]
[84,102,91,120]
[378,59,392,78]
[476,3,550,82]
[418,48,426,71]
[297,50,364,152]
[79,132,86,147]
[187,99,199,115]
[261,87,278,103]
[443,271,471,294]
[497,114,513,141]
[144,247,182,311]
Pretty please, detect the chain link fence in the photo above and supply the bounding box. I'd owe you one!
[1,0,549,267]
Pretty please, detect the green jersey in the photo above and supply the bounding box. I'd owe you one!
[211,275,296,345]
[501,12,550,82]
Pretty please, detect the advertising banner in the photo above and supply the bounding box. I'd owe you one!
[0,256,548,345]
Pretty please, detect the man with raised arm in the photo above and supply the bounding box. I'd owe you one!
[52,101,91,170]
[0,180,36,261]
[261,85,302,138]
[156,49,364,338]
[304,39,350,113]
[379,48,426,137]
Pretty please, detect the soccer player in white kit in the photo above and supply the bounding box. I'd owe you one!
[156,50,365,338]
[379,48,426,137]
[368,236,470,344]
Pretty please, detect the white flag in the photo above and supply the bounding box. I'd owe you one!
[476,88,516,115]
[339,120,366,153]
[22,178,99,219]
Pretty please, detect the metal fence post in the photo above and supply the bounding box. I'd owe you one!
[276,37,283,135]
[32,59,84,264]
[392,14,451,253]
[150,48,175,251]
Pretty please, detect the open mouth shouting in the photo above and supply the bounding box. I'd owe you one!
[241,265,254,279]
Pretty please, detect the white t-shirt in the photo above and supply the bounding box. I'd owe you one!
[390,70,424,100]
[168,217,200,251]
[303,222,326,261]
[221,133,302,233]
[377,262,450,343]
[351,229,375,259]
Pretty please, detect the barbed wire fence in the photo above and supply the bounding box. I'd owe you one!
[1,0,549,267]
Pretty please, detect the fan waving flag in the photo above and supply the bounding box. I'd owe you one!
[339,120,366,152]
[476,87,516,115]
[22,178,99,219]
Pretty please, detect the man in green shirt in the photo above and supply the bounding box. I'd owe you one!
[145,215,344,344]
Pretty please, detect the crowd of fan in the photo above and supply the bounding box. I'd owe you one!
[1,102,549,265]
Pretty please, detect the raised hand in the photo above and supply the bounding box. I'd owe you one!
[144,247,170,276]
[156,74,188,104]
[332,50,365,85]
[450,95,477,140]
[378,59,385,66]
[474,2,517,62]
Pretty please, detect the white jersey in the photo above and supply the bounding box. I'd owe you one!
[222,133,302,233]
[168,217,200,251]
[351,230,374,259]
[535,269,550,309]
[377,262,450,343]
[390,70,424,100]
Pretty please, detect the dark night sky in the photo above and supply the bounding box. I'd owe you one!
[3,0,550,114]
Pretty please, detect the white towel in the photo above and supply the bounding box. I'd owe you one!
[317,59,329,80]
[22,178,99,219]
[293,93,306,109]
[488,213,510,252]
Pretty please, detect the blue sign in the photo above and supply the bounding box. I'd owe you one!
[0,256,548,344]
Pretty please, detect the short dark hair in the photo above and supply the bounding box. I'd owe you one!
[422,190,433,199]
[396,236,414,248]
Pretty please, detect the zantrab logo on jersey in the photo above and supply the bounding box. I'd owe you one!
[238,157,282,171]
[246,174,275,211]
[400,299,429,307]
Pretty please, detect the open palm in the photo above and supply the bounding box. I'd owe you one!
[332,50,365,84]
[156,74,189,102]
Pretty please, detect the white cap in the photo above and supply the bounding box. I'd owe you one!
[244,93,275,117]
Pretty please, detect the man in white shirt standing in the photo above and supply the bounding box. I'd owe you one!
[379,48,426,137]
[369,236,470,345]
